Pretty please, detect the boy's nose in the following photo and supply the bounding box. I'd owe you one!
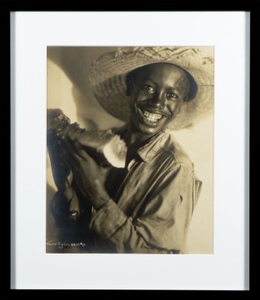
[149,91,166,108]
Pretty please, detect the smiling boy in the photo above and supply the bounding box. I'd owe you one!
[48,47,214,254]
[126,63,191,140]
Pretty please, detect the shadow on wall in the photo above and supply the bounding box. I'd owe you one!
[47,47,129,130]
[46,47,127,248]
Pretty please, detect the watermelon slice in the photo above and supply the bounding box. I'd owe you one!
[47,109,127,169]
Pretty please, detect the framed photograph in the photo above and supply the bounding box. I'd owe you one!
[11,11,249,290]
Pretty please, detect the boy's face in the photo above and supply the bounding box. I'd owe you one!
[128,63,190,137]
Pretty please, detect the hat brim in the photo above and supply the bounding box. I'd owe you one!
[89,47,214,131]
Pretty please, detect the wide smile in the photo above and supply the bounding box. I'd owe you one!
[138,107,167,127]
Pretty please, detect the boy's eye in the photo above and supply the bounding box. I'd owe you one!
[142,85,155,93]
[167,92,178,99]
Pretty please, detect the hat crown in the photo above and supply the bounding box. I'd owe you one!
[89,46,213,87]
[132,46,201,60]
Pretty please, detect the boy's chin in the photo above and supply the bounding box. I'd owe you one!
[137,123,164,136]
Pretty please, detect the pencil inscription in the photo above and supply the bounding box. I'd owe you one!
[47,240,86,249]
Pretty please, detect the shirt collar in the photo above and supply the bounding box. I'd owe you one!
[137,130,167,163]
[114,125,168,164]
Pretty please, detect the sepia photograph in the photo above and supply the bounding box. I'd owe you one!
[46,46,214,254]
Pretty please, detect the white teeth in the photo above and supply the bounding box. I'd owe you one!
[143,110,163,122]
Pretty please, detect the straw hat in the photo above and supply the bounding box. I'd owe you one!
[88,47,214,130]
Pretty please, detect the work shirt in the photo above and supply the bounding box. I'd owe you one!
[50,126,202,254]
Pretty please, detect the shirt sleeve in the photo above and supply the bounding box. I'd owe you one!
[89,163,202,253]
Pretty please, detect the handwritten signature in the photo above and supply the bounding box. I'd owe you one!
[47,240,86,249]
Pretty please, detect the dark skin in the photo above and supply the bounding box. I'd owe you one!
[55,63,190,210]
[127,63,190,144]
